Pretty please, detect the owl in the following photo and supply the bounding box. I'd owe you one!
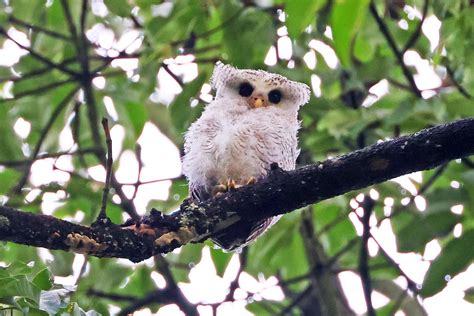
[182,62,310,250]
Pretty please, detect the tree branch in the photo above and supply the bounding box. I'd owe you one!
[359,197,375,316]
[0,118,472,262]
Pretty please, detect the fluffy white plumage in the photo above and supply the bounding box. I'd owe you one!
[182,62,310,250]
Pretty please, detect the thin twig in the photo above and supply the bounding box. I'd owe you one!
[402,0,429,53]
[162,63,183,86]
[380,163,448,222]
[370,233,419,294]
[224,248,248,302]
[172,7,245,46]
[11,87,79,194]
[0,148,99,168]
[388,289,409,316]
[8,16,72,41]
[80,0,88,35]
[278,285,313,316]
[418,163,447,195]
[131,144,143,201]
[60,0,80,49]
[154,255,199,316]
[327,236,359,268]
[369,2,422,98]
[59,0,139,220]
[96,118,113,222]
[319,209,352,234]
[359,197,376,316]
[387,78,412,91]
[0,78,76,103]
[106,176,183,186]
[446,65,472,99]
[71,101,90,170]
[192,44,221,54]
[0,27,79,77]
[0,56,79,83]
[118,289,173,316]
[88,289,137,302]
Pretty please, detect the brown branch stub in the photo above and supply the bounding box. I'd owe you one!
[0,118,472,261]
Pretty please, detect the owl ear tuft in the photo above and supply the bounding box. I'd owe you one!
[211,61,235,92]
[297,82,311,106]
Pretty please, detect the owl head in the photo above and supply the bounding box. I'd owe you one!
[211,61,310,111]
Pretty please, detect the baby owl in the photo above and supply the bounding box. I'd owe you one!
[182,62,310,250]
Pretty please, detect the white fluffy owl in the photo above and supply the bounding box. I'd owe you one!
[182,62,310,250]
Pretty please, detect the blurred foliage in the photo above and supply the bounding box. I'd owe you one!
[0,0,473,315]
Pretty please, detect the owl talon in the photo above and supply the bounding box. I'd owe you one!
[246,177,257,185]
[212,183,227,197]
[227,179,237,190]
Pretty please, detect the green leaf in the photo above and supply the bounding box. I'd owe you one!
[221,4,274,67]
[32,268,53,291]
[0,275,41,302]
[210,248,233,277]
[464,287,474,304]
[105,0,131,17]
[5,261,34,276]
[0,169,20,193]
[169,74,207,135]
[372,279,426,316]
[421,229,474,297]
[247,212,308,279]
[169,243,203,282]
[353,34,374,63]
[122,101,148,139]
[397,211,461,253]
[116,267,155,297]
[48,251,74,277]
[13,297,48,316]
[330,0,370,66]
[285,0,326,38]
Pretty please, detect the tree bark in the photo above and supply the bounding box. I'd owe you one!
[0,118,473,262]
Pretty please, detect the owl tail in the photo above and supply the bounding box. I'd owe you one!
[211,215,281,251]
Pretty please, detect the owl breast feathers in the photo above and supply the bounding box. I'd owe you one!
[182,62,310,250]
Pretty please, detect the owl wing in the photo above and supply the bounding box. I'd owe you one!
[252,118,299,172]
[182,110,222,202]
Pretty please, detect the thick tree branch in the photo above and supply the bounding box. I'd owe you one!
[0,118,473,262]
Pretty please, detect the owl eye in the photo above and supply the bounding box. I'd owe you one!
[238,82,254,97]
[268,89,282,104]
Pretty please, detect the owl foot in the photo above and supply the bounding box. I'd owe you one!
[246,176,257,185]
[212,177,257,198]
[228,177,257,190]
[227,179,237,190]
[212,183,228,197]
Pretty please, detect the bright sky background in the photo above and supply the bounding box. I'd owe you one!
[0,2,473,315]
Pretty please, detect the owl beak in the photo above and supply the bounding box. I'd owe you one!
[249,95,267,109]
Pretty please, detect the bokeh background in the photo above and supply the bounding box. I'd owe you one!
[0,0,473,315]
